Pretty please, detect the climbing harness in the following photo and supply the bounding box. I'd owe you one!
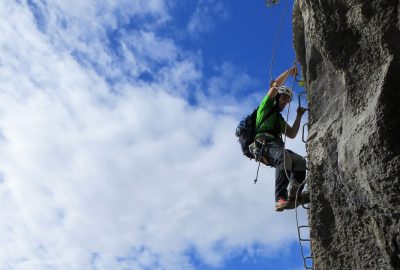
[252,134,276,184]
[254,140,267,184]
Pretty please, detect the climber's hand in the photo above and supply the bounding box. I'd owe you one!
[288,66,298,76]
[297,106,307,116]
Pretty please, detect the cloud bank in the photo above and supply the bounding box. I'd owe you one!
[0,1,308,269]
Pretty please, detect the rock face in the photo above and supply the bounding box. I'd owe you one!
[292,0,400,269]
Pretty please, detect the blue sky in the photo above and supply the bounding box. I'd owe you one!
[0,1,310,269]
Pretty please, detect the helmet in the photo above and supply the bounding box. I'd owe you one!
[278,85,293,100]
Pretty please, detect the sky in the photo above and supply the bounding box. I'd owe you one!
[0,0,311,270]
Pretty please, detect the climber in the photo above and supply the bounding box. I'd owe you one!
[249,65,309,211]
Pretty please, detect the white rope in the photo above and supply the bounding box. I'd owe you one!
[282,59,298,181]
[266,0,294,182]
[268,0,290,84]
[264,1,314,268]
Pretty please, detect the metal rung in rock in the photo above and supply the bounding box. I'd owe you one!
[295,87,313,270]
[297,213,314,269]
[302,123,309,143]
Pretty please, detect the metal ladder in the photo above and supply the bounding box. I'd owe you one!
[295,184,313,270]
[295,91,314,270]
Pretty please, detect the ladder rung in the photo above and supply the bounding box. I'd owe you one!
[300,238,311,242]
[294,180,313,270]
[302,123,308,143]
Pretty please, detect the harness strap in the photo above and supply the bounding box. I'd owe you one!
[253,135,276,184]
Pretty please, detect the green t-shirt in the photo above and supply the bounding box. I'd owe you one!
[255,93,286,137]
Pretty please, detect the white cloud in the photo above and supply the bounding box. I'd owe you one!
[0,1,309,269]
[195,62,262,115]
[129,31,178,63]
[22,0,172,85]
[187,0,229,35]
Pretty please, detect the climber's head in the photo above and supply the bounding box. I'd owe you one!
[277,85,292,111]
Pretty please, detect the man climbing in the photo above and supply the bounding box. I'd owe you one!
[250,66,309,211]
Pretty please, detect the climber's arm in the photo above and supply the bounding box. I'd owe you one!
[267,66,298,98]
[284,107,307,139]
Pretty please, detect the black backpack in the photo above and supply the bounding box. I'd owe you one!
[235,108,259,159]
[235,106,280,159]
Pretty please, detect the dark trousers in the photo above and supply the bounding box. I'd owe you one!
[265,140,307,201]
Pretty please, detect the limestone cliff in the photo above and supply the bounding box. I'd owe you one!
[292,0,400,269]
